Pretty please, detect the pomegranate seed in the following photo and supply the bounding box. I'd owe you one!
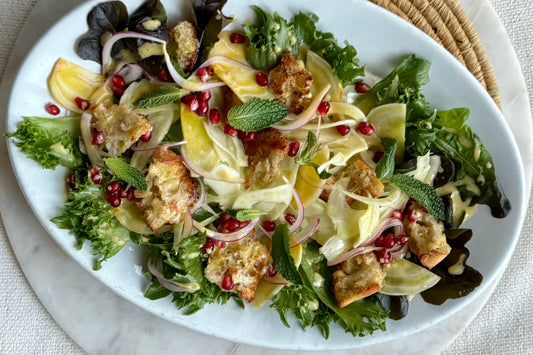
[224,124,238,137]
[112,74,126,88]
[196,67,213,83]
[126,188,135,201]
[222,274,234,290]
[357,122,375,136]
[255,72,269,86]
[288,141,300,157]
[214,239,227,249]
[219,212,230,225]
[376,248,391,265]
[45,103,60,115]
[119,185,129,199]
[224,218,240,232]
[112,85,125,95]
[75,97,90,111]
[90,167,102,185]
[92,131,106,145]
[317,101,330,116]
[394,235,409,246]
[355,81,371,94]
[391,209,403,220]
[197,101,209,116]
[181,94,200,112]
[384,233,395,249]
[262,220,276,232]
[106,194,122,208]
[106,181,120,194]
[242,131,257,143]
[208,109,221,124]
[267,263,278,277]
[199,90,212,102]
[229,32,246,44]
[67,173,76,189]
[375,234,386,247]
[202,238,214,254]
[373,151,384,162]
[285,213,297,225]
[407,209,421,223]
[336,124,350,136]
[157,69,170,82]
[139,130,152,142]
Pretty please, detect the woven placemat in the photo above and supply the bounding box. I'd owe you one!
[370,0,501,108]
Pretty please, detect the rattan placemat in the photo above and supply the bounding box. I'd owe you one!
[370,0,501,108]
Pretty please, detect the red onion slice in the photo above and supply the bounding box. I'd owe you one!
[291,218,320,247]
[189,178,206,215]
[360,217,404,248]
[192,218,258,242]
[147,254,198,293]
[180,146,245,184]
[130,140,187,152]
[271,85,331,131]
[282,176,304,233]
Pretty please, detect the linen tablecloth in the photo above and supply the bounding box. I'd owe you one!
[1,0,531,353]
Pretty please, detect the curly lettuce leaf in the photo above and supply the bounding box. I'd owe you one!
[5,116,83,170]
[51,170,130,270]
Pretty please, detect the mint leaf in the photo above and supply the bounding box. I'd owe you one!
[134,86,186,109]
[375,138,397,179]
[227,98,288,132]
[271,224,302,285]
[104,158,147,190]
[391,174,444,220]
[227,208,265,222]
[297,131,332,179]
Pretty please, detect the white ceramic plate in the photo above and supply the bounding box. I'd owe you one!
[5,0,527,350]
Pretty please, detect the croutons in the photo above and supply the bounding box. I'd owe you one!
[168,21,199,72]
[134,147,198,232]
[93,103,152,156]
[333,252,385,308]
[345,160,384,198]
[403,201,451,269]
[244,128,289,188]
[204,233,270,302]
[269,52,314,114]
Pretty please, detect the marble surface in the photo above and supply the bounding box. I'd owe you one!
[1,0,532,354]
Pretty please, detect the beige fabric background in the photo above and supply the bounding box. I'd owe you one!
[0,0,531,353]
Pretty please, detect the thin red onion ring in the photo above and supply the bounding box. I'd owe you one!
[146,254,196,292]
[189,179,206,215]
[282,176,304,233]
[130,140,187,152]
[271,85,331,131]
[180,146,245,184]
[291,218,320,247]
[360,217,404,248]
[192,218,258,242]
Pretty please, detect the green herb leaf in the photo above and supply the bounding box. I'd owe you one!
[297,131,332,179]
[227,208,265,222]
[104,158,147,190]
[271,224,302,285]
[227,98,288,132]
[375,138,397,179]
[391,173,444,220]
[134,86,186,109]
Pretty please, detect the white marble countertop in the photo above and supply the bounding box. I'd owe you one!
[1,0,532,354]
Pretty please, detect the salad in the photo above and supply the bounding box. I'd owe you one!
[6,0,511,338]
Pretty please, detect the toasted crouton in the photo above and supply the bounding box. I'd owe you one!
[345,160,384,198]
[168,21,199,72]
[333,252,385,308]
[134,147,198,232]
[93,103,152,156]
[403,201,451,269]
[269,52,314,114]
[204,233,270,302]
[244,128,289,188]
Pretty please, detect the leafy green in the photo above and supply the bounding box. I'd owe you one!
[227,208,265,222]
[227,98,288,131]
[104,158,147,190]
[375,138,397,179]
[297,131,332,179]
[292,12,364,86]
[6,116,83,170]
[271,224,302,285]
[243,6,300,71]
[51,172,130,270]
[192,0,231,66]
[134,86,186,108]
[391,173,445,220]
